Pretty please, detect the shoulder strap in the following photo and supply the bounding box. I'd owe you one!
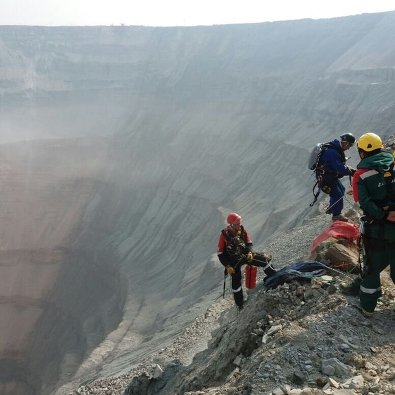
[384,161,395,199]
[240,225,248,242]
[319,142,331,154]
[316,142,335,167]
[309,180,321,207]
[221,227,244,243]
[221,229,232,242]
[360,162,395,208]
[323,142,346,163]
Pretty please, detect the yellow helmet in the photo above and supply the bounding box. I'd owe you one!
[357,132,383,152]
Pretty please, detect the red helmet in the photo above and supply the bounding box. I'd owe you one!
[227,212,241,225]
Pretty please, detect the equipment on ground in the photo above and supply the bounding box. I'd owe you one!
[263,260,327,289]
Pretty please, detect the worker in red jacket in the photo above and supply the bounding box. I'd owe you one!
[217,212,276,310]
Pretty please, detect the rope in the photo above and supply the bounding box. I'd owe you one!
[324,195,345,213]
[314,261,355,281]
[324,185,358,214]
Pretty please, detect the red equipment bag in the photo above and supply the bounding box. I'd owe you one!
[245,265,257,289]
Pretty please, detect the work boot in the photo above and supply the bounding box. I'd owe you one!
[340,277,362,296]
[332,214,348,222]
[264,266,277,278]
[360,307,374,318]
[234,291,244,309]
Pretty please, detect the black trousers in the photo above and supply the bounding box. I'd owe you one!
[230,253,276,308]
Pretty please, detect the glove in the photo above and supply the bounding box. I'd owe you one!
[247,252,253,262]
[226,265,235,275]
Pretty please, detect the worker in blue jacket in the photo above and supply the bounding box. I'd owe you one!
[317,133,356,221]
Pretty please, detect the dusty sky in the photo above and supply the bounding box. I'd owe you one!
[0,0,394,26]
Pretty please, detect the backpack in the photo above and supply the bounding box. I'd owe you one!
[308,142,331,170]
[358,162,395,220]
[308,142,334,206]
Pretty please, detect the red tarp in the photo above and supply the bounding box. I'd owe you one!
[310,221,360,254]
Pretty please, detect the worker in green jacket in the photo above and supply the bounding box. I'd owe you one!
[352,132,395,317]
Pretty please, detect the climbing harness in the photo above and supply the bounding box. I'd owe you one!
[221,226,249,257]
[309,143,334,207]
[357,217,369,277]
[309,141,349,207]
[310,179,322,207]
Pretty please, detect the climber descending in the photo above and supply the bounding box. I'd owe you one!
[217,212,276,310]
[309,133,356,221]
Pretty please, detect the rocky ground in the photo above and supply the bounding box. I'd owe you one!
[69,201,395,395]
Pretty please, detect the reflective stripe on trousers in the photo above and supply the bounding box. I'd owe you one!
[360,285,381,294]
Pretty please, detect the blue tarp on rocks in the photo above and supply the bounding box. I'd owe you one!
[263,260,327,289]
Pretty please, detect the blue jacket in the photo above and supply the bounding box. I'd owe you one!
[318,139,351,185]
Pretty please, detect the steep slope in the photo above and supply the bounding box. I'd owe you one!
[0,138,125,395]
[71,209,394,395]
[0,11,394,394]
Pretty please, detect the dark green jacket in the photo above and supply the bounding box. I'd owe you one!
[356,151,395,239]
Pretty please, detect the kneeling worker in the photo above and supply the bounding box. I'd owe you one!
[217,212,276,310]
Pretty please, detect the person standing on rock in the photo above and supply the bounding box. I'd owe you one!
[217,212,276,310]
[351,132,395,317]
[316,133,356,221]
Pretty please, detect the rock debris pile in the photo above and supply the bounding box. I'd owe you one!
[70,212,394,395]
